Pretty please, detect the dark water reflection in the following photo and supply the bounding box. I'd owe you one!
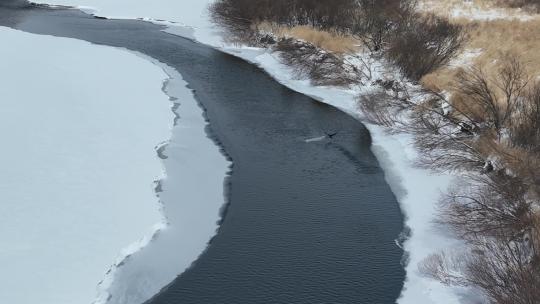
[0,4,406,304]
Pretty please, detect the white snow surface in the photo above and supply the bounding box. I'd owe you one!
[0,26,173,304]
[26,0,474,303]
[418,0,539,21]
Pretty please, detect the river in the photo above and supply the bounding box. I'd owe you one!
[0,3,406,303]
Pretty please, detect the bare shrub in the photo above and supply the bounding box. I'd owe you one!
[452,55,530,140]
[440,174,533,241]
[421,238,540,304]
[357,85,491,172]
[387,13,466,81]
[466,239,540,304]
[394,88,493,171]
[212,0,466,85]
[357,90,407,126]
[275,38,360,86]
[351,0,416,52]
[419,251,468,285]
[210,0,360,30]
[510,82,540,153]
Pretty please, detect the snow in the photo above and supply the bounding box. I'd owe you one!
[24,0,473,303]
[0,26,173,304]
[450,6,536,21]
[449,48,483,69]
[418,0,539,21]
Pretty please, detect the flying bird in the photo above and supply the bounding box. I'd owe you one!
[326,132,338,139]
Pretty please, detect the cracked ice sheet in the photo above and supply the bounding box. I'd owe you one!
[0,26,172,304]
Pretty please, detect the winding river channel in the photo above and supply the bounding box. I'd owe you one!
[0,2,406,303]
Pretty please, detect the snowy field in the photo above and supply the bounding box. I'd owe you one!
[0,26,172,304]
[26,0,469,303]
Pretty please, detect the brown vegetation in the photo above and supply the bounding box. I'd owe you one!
[275,38,361,86]
[211,0,464,82]
[360,54,540,303]
[254,23,359,54]
[387,13,466,81]
[419,3,540,93]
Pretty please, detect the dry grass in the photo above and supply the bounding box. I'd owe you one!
[254,22,359,54]
[533,212,540,251]
[461,19,540,75]
[418,3,540,211]
[421,17,540,94]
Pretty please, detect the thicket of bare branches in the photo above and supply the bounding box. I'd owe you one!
[210,0,359,30]
[211,0,464,81]
[351,0,417,52]
[387,14,466,81]
[358,54,540,303]
[358,90,405,127]
[422,238,540,304]
[510,83,540,153]
[422,175,539,304]
[453,56,530,141]
[361,55,538,174]
[440,174,533,240]
[407,55,540,304]
[275,38,361,86]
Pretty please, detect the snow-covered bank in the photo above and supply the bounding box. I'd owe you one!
[0,26,173,304]
[26,1,468,303]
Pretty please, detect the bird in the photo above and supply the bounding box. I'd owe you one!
[326,132,338,139]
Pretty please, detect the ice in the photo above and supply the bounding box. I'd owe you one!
[0,27,173,304]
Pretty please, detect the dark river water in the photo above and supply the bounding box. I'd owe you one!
[0,3,406,303]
